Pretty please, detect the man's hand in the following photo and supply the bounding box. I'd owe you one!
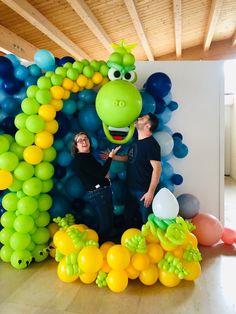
[140,191,154,208]
[109,146,121,158]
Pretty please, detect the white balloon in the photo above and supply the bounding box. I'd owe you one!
[152,188,179,219]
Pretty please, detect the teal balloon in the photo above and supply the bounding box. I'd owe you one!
[17,196,38,215]
[37,193,53,211]
[0,245,14,262]
[15,128,35,147]
[10,249,32,269]
[31,227,50,244]
[14,161,34,181]
[25,115,45,133]
[2,192,18,211]
[14,215,35,233]
[0,151,19,171]
[34,162,54,180]
[0,212,16,228]
[22,177,43,196]
[0,227,15,244]
[10,232,31,250]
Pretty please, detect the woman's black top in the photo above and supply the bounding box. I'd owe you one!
[72,153,112,191]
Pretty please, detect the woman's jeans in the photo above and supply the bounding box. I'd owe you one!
[125,190,152,229]
[83,186,113,240]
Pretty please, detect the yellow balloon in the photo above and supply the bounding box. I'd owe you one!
[62,78,74,90]
[146,243,164,264]
[77,74,88,87]
[107,245,130,271]
[62,90,70,100]
[53,230,76,255]
[71,82,80,93]
[48,222,59,238]
[49,241,56,258]
[139,264,159,285]
[159,269,181,287]
[125,262,140,280]
[85,79,94,89]
[106,270,128,293]
[35,131,53,149]
[38,104,56,121]
[51,99,63,111]
[57,258,79,283]
[92,72,103,84]
[0,169,13,190]
[100,259,111,273]
[184,232,198,248]
[80,272,97,284]
[100,241,114,258]
[23,145,43,165]
[131,253,150,271]
[182,260,201,281]
[78,246,103,273]
[50,86,64,100]
[121,228,141,246]
[44,120,59,134]
[84,228,99,242]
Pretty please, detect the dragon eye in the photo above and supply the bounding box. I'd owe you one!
[122,70,136,83]
[108,68,122,80]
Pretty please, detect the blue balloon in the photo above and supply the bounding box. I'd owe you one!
[0,116,17,135]
[49,194,70,219]
[163,92,172,105]
[62,99,77,115]
[24,75,38,87]
[53,139,64,151]
[177,194,200,219]
[168,101,178,111]
[78,89,97,104]
[78,105,102,132]
[34,49,55,71]
[55,112,70,138]
[14,65,30,81]
[1,97,20,115]
[2,78,22,94]
[0,56,14,79]
[28,64,42,77]
[171,174,183,185]
[56,150,72,167]
[13,87,27,103]
[158,107,172,124]
[173,142,189,158]
[160,161,174,181]
[58,56,75,66]
[0,89,9,105]
[65,176,85,199]
[111,179,126,205]
[173,132,183,141]
[146,72,172,99]
[155,98,166,114]
[54,164,67,179]
[5,54,20,67]
[140,91,156,115]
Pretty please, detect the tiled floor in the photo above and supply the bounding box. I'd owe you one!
[224,176,236,230]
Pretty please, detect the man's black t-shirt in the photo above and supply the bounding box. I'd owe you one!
[72,153,112,191]
[127,136,161,191]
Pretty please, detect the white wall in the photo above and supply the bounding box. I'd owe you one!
[230,98,236,180]
[224,105,231,175]
[135,61,224,220]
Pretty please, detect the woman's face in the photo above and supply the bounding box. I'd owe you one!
[76,134,90,153]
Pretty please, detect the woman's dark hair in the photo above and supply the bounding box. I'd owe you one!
[71,132,92,156]
[147,112,159,132]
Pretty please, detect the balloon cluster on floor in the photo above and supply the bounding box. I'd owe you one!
[52,188,202,292]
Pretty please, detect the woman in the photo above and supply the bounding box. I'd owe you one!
[72,132,120,242]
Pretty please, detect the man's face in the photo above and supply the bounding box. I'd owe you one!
[135,115,150,130]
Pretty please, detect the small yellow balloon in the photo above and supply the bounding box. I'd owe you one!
[80,272,97,284]
[125,262,140,280]
[62,89,70,99]
[92,72,103,84]
[48,222,59,238]
[35,131,54,149]
[77,74,88,87]
[106,270,128,293]
[57,258,79,283]
[121,228,141,246]
[23,145,43,165]
[50,86,64,100]
[182,260,201,281]
[38,104,56,121]
[139,264,159,285]
[0,169,13,190]
[71,82,80,93]
[85,79,94,89]
[78,246,103,273]
[44,120,59,134]
[100,241,114,258]
[62,78,74,90]
[159,269,181,287]
[51,99,63,111]
[146,243,164,264]
[107,245,130,271]
[131,253,150,271]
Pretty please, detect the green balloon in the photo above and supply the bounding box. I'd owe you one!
[17,196,38,215]
[51,73,64,86]
[10,232,31,250]
[0,245,14,262]
[31,210,40,219]
[15,128,35,147]
[35,89,52,104]
[55,66,67,77]
[0,212,16,229]
[82,65,94,78]
[0,135,10,153]
[0,227,15,244]
[8,176,23,192]
[14,113,28,129]
[3,134,14,144]
[38,194,53,211]
[34,162,54,180]
[37,76,52,89]
[81,59,89,66]
[31,244,49,262]
[31,227,50,244]
[66,68,78,80]
[9,142,24,160]
[122,53,135,66]
[10,249,32,269]
[109,52,123,65]
[16,190,26,199]
[35,212,50,227]
[43,147,57,162]
[90,60,100,71]
[25,115,45,133]
[21,97,40,115]
[14,161,34,181]
[41,179,54,193]
[22,177,43,196]
[99,64,109,76]
[14,215,35,233]
[0,151,19,171]
[2,193,18,211]
[72,61,84,73]
[26,85,39,98]
[27,241,36,251]
[45,71,54,78]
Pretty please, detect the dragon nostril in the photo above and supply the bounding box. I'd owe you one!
[114,100,119,106]
[119,100,125,107]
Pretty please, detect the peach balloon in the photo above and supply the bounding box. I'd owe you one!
[221,227,236,245]
[192,213,223,246]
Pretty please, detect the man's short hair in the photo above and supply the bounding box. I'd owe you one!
[147,112,159,132]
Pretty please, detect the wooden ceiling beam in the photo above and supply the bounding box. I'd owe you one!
[172,0,182,58]
[66,0,112,53]
[232,30,236,46]
[124,0,154,61]
[204,0,224,51]
[0,24,37,61]
[1,0,90,60]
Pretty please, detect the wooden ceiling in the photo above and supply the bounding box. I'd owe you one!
[0,0,236,62]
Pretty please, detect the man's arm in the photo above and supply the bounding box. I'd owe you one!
[100,151,128,162]
[140,160,162,208]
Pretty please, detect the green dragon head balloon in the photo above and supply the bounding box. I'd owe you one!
[96,40,142,144]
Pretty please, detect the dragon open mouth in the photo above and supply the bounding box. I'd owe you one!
[102,122,135,144]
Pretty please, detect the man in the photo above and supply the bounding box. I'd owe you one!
[111,113,162,228]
